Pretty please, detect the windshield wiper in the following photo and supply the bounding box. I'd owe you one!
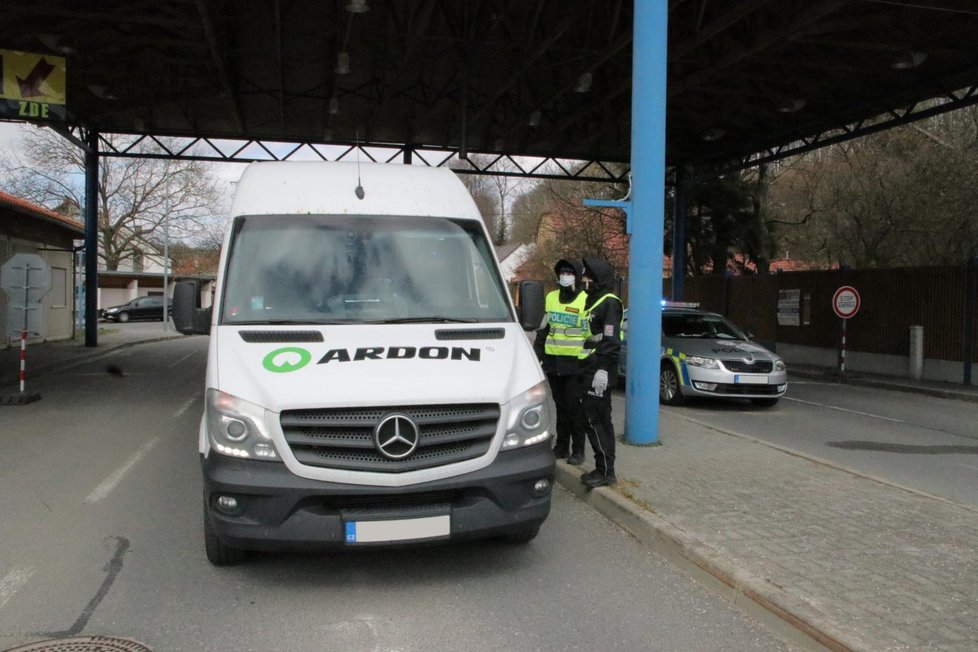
[366,317,481,324]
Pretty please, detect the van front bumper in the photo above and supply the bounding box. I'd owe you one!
[202,446,555,551]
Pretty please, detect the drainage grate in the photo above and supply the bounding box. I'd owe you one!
[3,636,153,652]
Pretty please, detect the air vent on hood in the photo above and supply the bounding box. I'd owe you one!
[435,328,505,341]
[239,330,324,343]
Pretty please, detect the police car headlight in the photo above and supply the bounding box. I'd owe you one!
[686,355,719,369]
[502,381,553,450]
[774,359,786,371]
[205,389,279,460]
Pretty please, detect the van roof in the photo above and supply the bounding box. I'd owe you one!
[230,161,482,221]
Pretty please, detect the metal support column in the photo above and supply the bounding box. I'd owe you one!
[625,0,668,445]
[84,130,100,347]
[671,165,686,300]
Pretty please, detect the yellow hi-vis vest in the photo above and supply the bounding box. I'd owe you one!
[544,290,588,357]
[578,292,624,360]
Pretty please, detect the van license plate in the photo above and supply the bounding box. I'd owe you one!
[344,515,450,544]
[734,375,768,384]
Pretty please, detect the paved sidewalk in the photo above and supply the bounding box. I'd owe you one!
[557,395,978,651]
[0,323,184,393]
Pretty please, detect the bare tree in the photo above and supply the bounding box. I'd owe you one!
[451,155,527,244]
[766,105,978,268]
[2,128,225,270]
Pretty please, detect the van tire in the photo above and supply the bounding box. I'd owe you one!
[751,398,780,408]
[118,312,130,323]
[204,506,247,566]
[659,362,684,406]
[499,525,540,544]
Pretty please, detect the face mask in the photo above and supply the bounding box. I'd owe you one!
[558,273,575,288]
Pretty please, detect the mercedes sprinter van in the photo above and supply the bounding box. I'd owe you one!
[173,161,553,565]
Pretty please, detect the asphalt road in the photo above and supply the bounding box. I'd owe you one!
[664,375,978,508]
[0,337,787,652]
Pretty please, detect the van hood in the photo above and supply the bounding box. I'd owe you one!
[215,323,542,412]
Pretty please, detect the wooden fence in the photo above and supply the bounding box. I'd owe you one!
[660,263,978,364]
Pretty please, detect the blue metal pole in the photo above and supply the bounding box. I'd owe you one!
[84,130,100,347]
[626,0,668,445]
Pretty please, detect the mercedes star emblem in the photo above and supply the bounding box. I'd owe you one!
[374,414,421,460]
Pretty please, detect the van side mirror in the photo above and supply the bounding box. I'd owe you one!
[173,281,212,335]
[518,280,545,331]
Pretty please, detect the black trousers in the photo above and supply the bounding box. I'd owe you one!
[582,370,616,476]
[547,373,586,457]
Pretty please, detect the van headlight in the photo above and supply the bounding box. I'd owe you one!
[686,355,719,369]
[501,381,553,451]
[206,389,279,460]
[774,359,786,371]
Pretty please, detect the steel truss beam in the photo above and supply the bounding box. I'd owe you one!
[722,84,978,174]
[82,132,631,183]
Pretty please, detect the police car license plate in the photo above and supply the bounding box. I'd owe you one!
[344,515,450,544]
[734,374,768,384]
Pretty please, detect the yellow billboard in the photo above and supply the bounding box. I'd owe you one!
[1,49,67,121]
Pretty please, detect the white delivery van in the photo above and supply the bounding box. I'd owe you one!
[173,161,553,565]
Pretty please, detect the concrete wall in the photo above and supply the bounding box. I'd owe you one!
[779,343,972,386]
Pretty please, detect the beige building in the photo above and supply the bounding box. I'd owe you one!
[0,191,83,348]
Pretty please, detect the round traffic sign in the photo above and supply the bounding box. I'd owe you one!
[832,286,860,319]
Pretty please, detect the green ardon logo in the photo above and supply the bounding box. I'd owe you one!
[263,347,312,373]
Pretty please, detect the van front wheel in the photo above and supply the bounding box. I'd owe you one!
[204,505,247,566]
[499,525,540,544]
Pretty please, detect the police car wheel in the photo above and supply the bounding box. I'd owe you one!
[659,363,684,406]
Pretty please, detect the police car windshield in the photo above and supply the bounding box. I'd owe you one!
[663,313,748,340]
[220,214,513,325]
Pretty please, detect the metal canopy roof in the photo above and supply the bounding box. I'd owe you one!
[4,0,978,171]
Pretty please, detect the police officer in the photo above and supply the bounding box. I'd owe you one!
[533,258,588,465]
[579,256,624,488]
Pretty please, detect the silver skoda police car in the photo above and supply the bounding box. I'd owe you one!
[621,304,788,407]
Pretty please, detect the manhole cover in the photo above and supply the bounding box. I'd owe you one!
[3,636,152,652]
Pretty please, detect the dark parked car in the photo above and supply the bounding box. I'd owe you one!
[100,296,171,322]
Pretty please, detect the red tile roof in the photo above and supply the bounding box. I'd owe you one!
[0,191,84,234]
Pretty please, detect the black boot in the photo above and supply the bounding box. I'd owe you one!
[582,473,617,489]
[580,469,602,484]
[566,452,585,466]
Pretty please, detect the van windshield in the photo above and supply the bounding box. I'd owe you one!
[220,214,514,325]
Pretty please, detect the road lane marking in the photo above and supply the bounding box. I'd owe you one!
[956,462,978,471]
[174,397,197,418]
[782,396,905,423]
[85,438,160,504]
[0,566,35,611]
[169,350,197,368]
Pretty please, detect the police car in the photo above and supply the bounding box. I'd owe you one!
[621,304,788,407]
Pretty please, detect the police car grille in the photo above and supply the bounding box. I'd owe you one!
[280,404,499,473]
[711,383,782,396]
[721,360,773,373]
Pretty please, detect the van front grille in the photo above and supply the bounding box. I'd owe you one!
[280,403,499,473]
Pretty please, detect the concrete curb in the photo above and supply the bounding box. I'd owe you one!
[554,462,865,652]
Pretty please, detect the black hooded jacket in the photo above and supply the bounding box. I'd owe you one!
[533,258,587,376]
[581,256,623,376]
